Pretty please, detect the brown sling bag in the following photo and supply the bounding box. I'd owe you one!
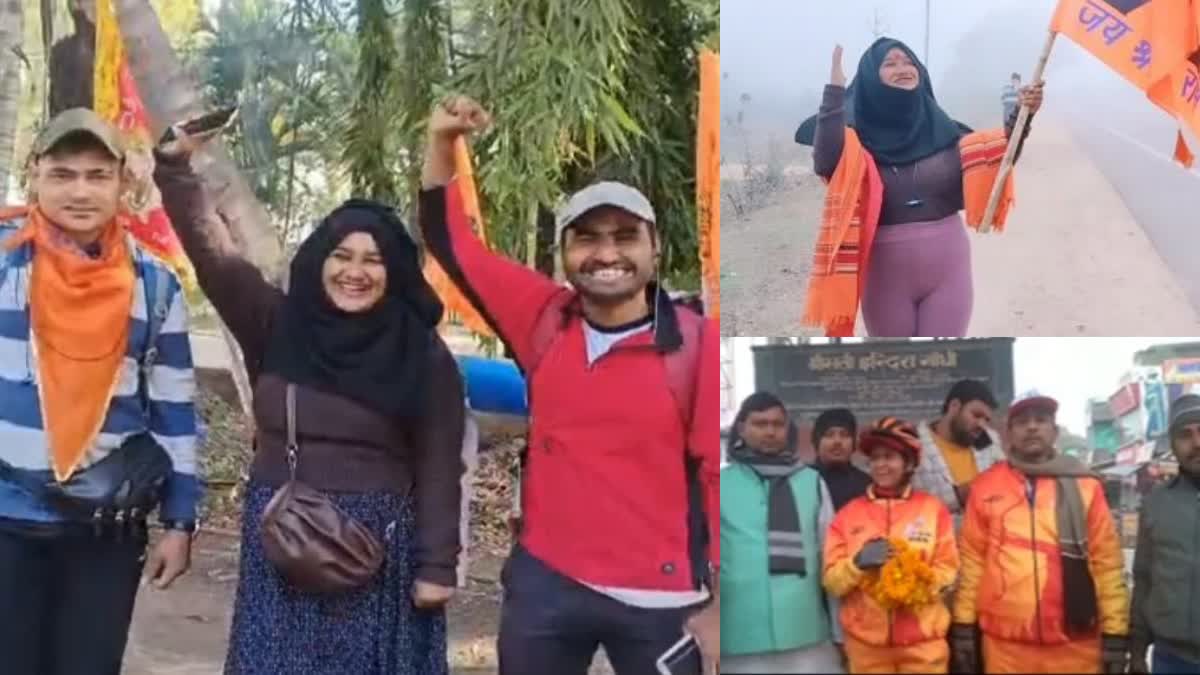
[260,383,384,593]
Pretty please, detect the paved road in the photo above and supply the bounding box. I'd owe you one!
[1070,118,1200,320]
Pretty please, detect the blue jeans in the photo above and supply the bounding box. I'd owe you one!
[1153,646,1200,675]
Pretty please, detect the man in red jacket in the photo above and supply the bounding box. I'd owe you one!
[419,95,720,675]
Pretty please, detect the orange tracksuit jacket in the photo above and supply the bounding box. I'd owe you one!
[952,461,1129,644]
[823,486,960,647]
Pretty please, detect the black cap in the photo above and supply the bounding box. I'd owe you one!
[812,408,857,447]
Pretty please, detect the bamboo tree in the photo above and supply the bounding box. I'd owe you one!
[343,0,402,204]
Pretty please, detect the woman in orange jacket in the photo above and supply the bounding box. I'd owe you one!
[823,417,959,674]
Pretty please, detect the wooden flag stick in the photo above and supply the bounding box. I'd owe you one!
[979,30,1058,233]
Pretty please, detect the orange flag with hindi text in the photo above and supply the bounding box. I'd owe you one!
[1051,0,1200,163]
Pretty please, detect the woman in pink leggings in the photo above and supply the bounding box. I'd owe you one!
[800,38,1043,337]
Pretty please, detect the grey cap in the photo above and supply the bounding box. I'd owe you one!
[33,108,125,160]
[1170,393,1200,435]
[554,181,656,238]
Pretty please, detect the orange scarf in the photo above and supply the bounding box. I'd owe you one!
[1,206,134,481]
[802,128,1015,337]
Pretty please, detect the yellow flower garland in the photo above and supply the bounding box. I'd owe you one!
[860,538,937,609]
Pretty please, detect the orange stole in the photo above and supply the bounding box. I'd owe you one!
[2,207,133,481]
[802,129,1016,337]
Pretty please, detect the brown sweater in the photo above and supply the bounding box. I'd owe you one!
[813,84,1032,226]
[153,154,466,586]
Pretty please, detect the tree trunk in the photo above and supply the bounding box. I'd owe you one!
[114,0,282,276]
[0,0,24,197]
[114,0,276,422]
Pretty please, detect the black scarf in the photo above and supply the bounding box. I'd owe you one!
[815,460,872,512]
[729,428,807,577]
[845,37,963,166]
[261,199,444,419]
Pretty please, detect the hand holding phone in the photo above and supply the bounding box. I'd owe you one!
[656,633,701,675]
[158,106,238,156]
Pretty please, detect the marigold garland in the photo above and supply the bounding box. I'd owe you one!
[860,538,937,610]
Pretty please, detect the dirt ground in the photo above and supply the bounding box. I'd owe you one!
[122,531,615,675]
[722,117,1200,337]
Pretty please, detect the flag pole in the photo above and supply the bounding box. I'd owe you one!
[979,30,1058,233]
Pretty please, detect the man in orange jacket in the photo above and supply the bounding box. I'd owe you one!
[823,417,959,673]
[950,391,1130,674]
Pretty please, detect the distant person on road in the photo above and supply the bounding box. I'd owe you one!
[1002,73,1022,125]
[0,109,199,675]
[722,392,844,674]
[950,392,1129,674]
[156,128,465,674]
[798,38,1044,337]
[810,407,871,511]
[912,379,1004,531]
[1129,394,1200,674]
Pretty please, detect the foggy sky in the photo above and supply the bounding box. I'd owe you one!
[722,0,1185,160]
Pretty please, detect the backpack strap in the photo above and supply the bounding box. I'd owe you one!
[0,217,26,293]
[136,249,172,420]
[524,288,575,376]
[664,305,704,434]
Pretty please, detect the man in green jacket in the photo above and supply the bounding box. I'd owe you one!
[721,392,844,674]
[1130,393,1200,674]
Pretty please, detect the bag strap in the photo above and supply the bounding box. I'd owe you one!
[664,307,704,433]
[525,289,574,376]
[285,382,299,479]
[137,254,172,420]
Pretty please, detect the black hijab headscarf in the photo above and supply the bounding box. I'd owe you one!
[794,38,969,165]
[847,37,962,165]
[261,199,444,419]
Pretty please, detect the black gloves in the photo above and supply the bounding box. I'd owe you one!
[1101,634,1129,675]
[853,538,891,571]
[949,623,980,674]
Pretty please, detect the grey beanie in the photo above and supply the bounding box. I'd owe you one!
[1169,393,1200,436]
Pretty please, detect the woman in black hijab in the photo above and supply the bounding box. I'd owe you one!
[262,199,445,419]
[801,38,1044,338]
[155,126,466,675]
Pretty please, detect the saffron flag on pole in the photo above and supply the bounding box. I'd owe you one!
[423,137,495,338]
[1051,0,1200,163]
[696,49,720,320]
[94,0,197,292]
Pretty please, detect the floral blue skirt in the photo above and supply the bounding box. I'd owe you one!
[224,481,448,674]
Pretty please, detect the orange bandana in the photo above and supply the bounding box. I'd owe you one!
[2,206,133,481]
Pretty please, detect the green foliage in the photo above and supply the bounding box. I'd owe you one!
[184,0,716,286]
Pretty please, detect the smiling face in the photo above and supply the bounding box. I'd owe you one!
[561,207,657,306]
[869,446,909,490]
[321,231,387,313]
[32,138,124,245]
[879,47,920,90]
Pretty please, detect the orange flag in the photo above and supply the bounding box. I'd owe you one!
[95,0,197,292]
[1148,55,1200,165]
[1051,0,1200,163]
[696,49,720,320]
[423,138,495,337]
[1051,0,1197,91]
